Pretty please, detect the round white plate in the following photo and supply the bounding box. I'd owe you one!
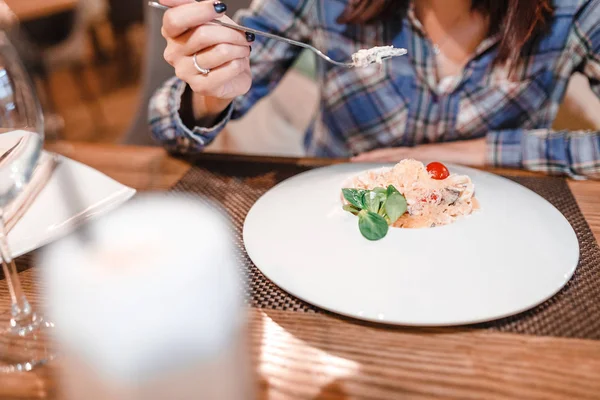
[243,163,579,326]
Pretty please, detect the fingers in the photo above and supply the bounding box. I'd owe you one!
[0,1,16,25]
[192,43,251,70]
[163,23,250,65]
[159,0,195,6]
[173,45,249,79]
[161,0,252,100]
[184,57,252,98]
[169,38,251,94]
[351,148,411,162]
[178,23,251,56]
[162,1,228,38]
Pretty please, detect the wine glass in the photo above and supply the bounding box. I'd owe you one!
[0,30,54,372]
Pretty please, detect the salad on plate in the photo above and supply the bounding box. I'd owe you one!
[341,159,479,240]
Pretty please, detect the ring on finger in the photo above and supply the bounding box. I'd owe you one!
[193,52,210,75]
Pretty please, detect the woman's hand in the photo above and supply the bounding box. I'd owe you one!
[161,0,253,120]
[351,138,487,166]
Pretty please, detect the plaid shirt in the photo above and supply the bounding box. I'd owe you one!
[149,0,600,179]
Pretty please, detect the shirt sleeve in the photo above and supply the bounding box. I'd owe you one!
[487,0,600,180]
[148,0,314,154]
[576,0,600,98]
[486,129,600,180]
[149,77,235,153]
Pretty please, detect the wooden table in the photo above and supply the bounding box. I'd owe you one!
[6,0,78,22]
[2,141,600,399]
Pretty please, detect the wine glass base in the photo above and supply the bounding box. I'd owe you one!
[0,311,56,373]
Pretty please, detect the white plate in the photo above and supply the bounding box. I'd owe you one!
[243,163,579,326]
[10,153,136,257]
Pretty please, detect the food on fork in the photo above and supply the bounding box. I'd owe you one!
[351,46,408,68]
[341,160,479,240]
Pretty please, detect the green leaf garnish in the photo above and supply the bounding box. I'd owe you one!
[342,188,366,209]
[358,210,389,241]
[341,184,408,241]
[385,192,408,224]
[362,190,383,213]
[386,185,400,196]
[342,204,360,215]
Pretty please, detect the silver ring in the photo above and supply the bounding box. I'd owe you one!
[193,53,210,75]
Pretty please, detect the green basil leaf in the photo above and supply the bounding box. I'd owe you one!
[342,188,366,209]
[362,190,383,213]
[375,189,388,204]
[378,196,389,216]
[386,185,400,197]
[358,210,389,241]
[373,187,387,195]
[385,192,408,224]
[342,204,360,215]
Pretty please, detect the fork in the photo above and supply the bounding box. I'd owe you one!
[148,1,402,68]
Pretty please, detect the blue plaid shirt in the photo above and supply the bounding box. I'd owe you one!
[149,0,600,179]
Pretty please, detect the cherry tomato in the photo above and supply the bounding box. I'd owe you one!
[426,162,450,180]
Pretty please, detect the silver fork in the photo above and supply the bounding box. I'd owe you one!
[148,1,404,68]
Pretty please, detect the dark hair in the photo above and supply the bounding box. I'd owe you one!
[337,0,554,66]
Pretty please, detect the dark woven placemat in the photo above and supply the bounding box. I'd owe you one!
[171,163,600,339]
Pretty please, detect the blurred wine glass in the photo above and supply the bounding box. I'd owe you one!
[0,29,54,372]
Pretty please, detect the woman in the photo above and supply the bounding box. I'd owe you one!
[149,0,600,179]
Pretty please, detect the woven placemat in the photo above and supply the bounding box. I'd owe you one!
[171,165,600,339]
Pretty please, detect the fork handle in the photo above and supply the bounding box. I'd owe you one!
[211,20,351,67]
[210,19,309,50]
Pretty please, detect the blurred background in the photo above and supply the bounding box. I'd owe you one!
[3,0,600,157]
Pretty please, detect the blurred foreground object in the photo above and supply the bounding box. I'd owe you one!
[40,194,252,400]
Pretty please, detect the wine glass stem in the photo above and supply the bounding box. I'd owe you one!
[0,212,33,329]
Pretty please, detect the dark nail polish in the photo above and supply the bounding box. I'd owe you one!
[249,46,252,52]
[213,2,227,13]
[245,32,255,42]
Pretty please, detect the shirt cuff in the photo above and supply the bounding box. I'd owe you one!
[172,80,234,145]
[149,78,234,154]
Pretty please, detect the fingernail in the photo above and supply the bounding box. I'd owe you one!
[245,32,255,42]
[213,2,227,13]
[249,46,252,52]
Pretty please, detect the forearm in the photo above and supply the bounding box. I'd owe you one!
[149,0,310,155]
[192,93,231,126]
[487,128,600,179]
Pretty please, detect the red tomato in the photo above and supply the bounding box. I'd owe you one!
[426,162,450,180]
